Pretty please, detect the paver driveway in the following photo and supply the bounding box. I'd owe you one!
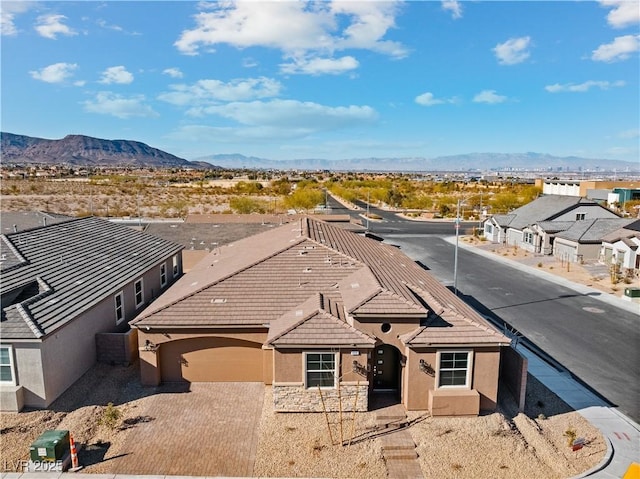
[112,382,264,477]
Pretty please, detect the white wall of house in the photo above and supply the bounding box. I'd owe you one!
[482,220,502,243]
[506,228,522,246]
[602,238,640,270]
[553,239,602,263]
[542,182,580,196]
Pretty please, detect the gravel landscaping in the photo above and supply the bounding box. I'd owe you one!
[0,362,606,478]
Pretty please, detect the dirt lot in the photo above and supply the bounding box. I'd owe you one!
[0,362,605,478]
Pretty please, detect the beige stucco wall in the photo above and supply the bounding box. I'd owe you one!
[138,328,268,385]
[2,343,44,409]
[472,347,501,412]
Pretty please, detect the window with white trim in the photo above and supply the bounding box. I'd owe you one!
[172,255,179,277]
[305,352,337,388]
[134,279,144,309]
[437,351,472,388]
[160,263,167,288]
[523,231,534,244]
[1,345,15,384]
[115,291,124,324]
[485,224,493,234]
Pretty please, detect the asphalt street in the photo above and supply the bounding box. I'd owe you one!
[326,193,640,422]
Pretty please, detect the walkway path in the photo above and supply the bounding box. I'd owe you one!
[375,403,424,479]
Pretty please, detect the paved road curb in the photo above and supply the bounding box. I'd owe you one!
[445,237,640,316]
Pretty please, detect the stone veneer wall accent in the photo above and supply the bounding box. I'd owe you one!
[273,382,369,412]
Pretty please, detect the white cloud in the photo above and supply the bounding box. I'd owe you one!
[592,34,639,62]
[280,56,359,75]
[442,0,462,19]
[163,67,184,79]
[473,90,507,104]
[415,92,452,106]
[242,57,259,68]
[599,0,640,28]
[83,92,158,119]
[618,128,640,139]
[195,99,378,131]
[35,14,77,39]
[174,1,406,75]
[545,80,626,93]
[1,2,33,36]
[493,36,531,65]
[99,66,134,84]
[158,77,282,106]
[30,62,78,83]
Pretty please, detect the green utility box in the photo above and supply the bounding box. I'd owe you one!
[29,430,70,462]
[624,287,640,298]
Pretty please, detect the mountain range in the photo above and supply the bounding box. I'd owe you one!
[2,132,638,173]
[195,152,639,173]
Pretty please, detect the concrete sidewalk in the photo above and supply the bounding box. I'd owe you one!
[451,237,640,478]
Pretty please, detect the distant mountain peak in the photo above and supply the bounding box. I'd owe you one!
[1,132,218,169]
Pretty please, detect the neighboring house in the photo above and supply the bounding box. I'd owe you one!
[0,216,183,411]
[599,219,640,275]
[482,195,619,251]
[132,218,511,416]
[552,218,636,263]
[530,221,574,255]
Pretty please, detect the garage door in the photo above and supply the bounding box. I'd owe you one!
[160,337,264,382]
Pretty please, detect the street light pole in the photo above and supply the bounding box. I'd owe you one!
[366,190,370,231]
[454,198,461,296]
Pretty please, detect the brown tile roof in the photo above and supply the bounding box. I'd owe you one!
[266,293,375,347]
[400,310,511,346]
[133,218,510,347]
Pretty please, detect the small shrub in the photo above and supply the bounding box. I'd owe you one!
[99,402,122,430]
[538,413,547,421]
[537,262,543,268]
[563,427,577,447]
[451,463,463,471]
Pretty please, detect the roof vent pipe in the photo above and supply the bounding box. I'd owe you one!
[13,224,17,233]
[43,217,47,226]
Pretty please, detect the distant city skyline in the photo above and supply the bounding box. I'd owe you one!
[1,1,639,163]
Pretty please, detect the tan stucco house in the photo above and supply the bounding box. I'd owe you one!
[133,218,511,416]
[0,216,183,411]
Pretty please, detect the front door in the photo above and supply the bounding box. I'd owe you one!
[372,344,399,390]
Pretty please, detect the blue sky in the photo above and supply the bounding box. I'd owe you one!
[1,1,639,163]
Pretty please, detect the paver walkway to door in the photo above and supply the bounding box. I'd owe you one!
[111,383,264,477]
[375,401,424,479]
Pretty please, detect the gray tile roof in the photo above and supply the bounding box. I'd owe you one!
[1,217,183,339]
[554,218,635,243]
[133,218,510,347]
[535,221,575,234]
[601,219,640,243]
[1,211,73,234]
[498,195,592,230]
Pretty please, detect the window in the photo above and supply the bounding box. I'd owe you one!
[485,224,493,234]
[114,292,124,324]
[576,213,586,220]
[305,352,337,388]
[438,351,471,388]
[172,255,179,277]
[1,346,15,384]
[160,263,167,288]
[134,279,144,308]
[523,231,534,244]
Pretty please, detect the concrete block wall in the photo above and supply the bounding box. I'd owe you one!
[95,329,139,365]
[273,382,368,412]
[500,346,528,412]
